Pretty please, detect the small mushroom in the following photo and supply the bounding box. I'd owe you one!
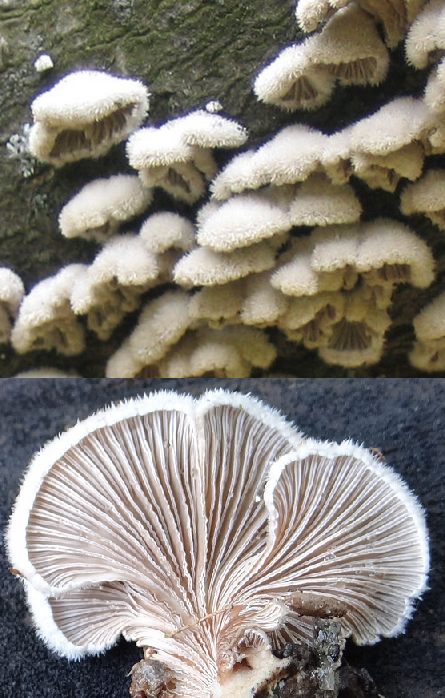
[410,290,445,371]
[405,0,445,68]
[173,240,279,288]
[29,70,149,166]
[10,265,87,356]
[58,175,153,242]
[126,110,248,204]
[0,267,25,345]
[400,168,445,230]
[288,173,362,227]
[255,5,389,111]
[6,392,428,698]
[139,212,196,254]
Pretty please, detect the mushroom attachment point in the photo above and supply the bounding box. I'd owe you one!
[6,392,429,698]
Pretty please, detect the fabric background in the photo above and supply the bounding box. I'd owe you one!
[0,378,443,698]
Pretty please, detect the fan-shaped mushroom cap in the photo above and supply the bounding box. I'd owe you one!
[105,337,147,378]
[351,141,425,192]
[58,175,152,243]
[410,293,445,370]
[261,438,428,642]
[240,272,290,326]
[70,235,162,341]
[0,268,25,344]
[7,391,428,698]
[295,0,334,32]
[11,265,87,356]
[211,125,326,200]
[321,126,355,184]
[271,237,320,297]
[29,70,149,166]
[188,282,244,329]
[197,191,291,252]
[139,212,196,253]
[128,290,192,364]
[400,168,445,230]
[158,326,277,377]
[356,219,435,288]
[405,0,445,68]
[127,111,248,204]
[318,290,392,367]
[288,174,362,226]
[173,241,278,288]
[253,45,335,112]
[279,292,347,349]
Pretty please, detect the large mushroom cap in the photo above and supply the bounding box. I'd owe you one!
[6,392,429,698]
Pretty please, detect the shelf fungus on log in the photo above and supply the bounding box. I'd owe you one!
[126,111,248,204]
[6,391,429,698]
[29,70,150,166]
[58,175,153,243]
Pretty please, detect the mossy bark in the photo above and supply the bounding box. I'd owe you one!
[1,0,444,377]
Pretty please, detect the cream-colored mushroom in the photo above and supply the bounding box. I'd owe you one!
[400,168,445,230]
[11,265,87,356]
[173,240,278,288]
[0,267,25,345]
[405,0,445,68]
[410,291,445,371]
[29,70,149,166]
[6,391,428,698]
[288,174,362,227]
[126,111,248,204]
[58,175,152,242]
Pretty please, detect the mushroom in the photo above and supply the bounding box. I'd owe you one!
[405,0,445,68]
[29,70,149,166]
[409,290,445,370]
[139,212,196,254]
[6,391,429,698]
[0,267,25,345]
[157,326,278,377]
[278,291,347,350]
[254,5,389,111]
[288,173,362,227]
[10,264,87,356]
[126,110,248,204]
[400,168,445,230]
[210,125,328,200]
[173,240,279,288]
[188,282,244,329]
[70,235,162,340]
[14,368,80,377]
[58,175,153,243]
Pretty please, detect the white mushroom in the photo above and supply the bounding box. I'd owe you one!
[0,267,25,345]
[139,212,196,254]
[29,70,149,166]
[255,5,389,111]
[11,264,87,356]
[410,291,445,370]
[126,111,248,204]
[405,0,445,68]
[59,175,152,242]
[400,168,445,230]
[288,174,362,227]
[6,391,428,698]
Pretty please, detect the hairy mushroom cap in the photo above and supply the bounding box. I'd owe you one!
[173,241,278,288]
[405,0,445,68]
[29,70,149,166]
[211,125,327,199]
[188,282,244,329]
[410,291,445,370]
[288,174,362,226]
[158,326,277,377]
[6,391,428,698]
[295,0,334,32]
[127,111,247,204]
[253,45,336,111]
[400,168,445,230]
[58,175,152,242]
[356,219,435,289]
[0,268,25,344]
[197,191,291,252]
[271,237,321,297]
[128,290,192,366]
[240,272,290,326]
[10,265,87,356]
[350,141,425,192]
[139,212,196,254]
[278,292,347,349]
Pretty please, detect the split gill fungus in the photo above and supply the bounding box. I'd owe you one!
[6,390,429,698]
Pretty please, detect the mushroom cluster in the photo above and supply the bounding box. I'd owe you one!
[6,390,429,698]
[7,0,445,375]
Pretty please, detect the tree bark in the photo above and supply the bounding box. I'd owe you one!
[0,0,443,376]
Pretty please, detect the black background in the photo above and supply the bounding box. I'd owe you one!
[1,378,444,698]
